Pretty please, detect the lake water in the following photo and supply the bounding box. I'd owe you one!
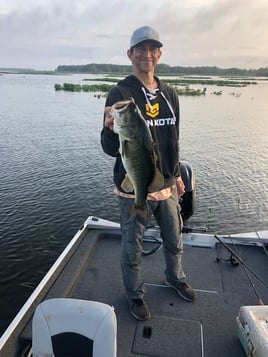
[0,73,267,336]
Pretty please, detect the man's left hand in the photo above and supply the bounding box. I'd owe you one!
[176,177,185,198]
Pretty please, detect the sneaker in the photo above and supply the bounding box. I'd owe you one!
[128,298,151,321]
[165,280,197,302]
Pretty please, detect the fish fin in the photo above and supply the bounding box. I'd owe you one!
[130,202,150,225]
[149,167,165,192]
[121,175,134,192]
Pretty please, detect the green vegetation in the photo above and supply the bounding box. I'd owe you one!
[54,73,256,97]
[174,86,207,96]
[55,63,268,77]
[83,77,120,83]
[54,82,209,96]
[54,83,114,96]
[2,64,268,77]
[54,82,114,92]
[0,69,60,75]
[162,78,256,87]
[83,76,256,87]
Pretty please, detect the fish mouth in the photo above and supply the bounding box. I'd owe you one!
[112,98,135,113]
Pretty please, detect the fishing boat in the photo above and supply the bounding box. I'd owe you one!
[0,213,267,356]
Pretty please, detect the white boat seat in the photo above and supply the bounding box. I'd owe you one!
[32,298,117,357]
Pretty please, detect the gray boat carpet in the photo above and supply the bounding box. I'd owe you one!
[70,234,268,357]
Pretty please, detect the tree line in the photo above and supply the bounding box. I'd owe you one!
[55,63,268,77]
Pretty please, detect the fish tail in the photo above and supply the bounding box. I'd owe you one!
[130,202,150,225]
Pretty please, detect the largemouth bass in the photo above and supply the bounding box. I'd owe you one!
[111,98,164,217]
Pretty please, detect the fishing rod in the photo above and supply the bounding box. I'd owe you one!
[241,261,264,305]
[256,230,268,256]
[142,235,162,256]
[214,234,268,290]
[225,231,265,306]
[142,224,207,256]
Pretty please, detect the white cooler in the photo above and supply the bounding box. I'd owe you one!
[237,305,268,356]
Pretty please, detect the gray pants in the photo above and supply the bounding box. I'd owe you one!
[119,189,186,300]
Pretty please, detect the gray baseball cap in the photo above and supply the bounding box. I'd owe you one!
[130,26,163,48]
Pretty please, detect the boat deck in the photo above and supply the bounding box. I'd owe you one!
[19,225,268,357]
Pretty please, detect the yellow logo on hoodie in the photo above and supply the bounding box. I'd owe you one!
[145,103,159,118]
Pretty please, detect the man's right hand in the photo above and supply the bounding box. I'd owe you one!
[104,106,114,131]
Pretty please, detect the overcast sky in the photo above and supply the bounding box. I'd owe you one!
[1,0,267,70]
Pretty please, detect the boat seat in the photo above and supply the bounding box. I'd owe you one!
[32,298,117,357]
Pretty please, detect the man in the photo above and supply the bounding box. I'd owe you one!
[101,26,196,321]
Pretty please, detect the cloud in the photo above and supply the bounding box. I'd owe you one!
[0,0,267,69]
[154,0,268,68]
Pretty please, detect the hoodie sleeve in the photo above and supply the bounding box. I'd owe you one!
[173,91,181,177]
[163,86,181,178]
[170,87,180,136]
[100,86,123,157]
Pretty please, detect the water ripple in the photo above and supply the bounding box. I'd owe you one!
[0,74,268,335]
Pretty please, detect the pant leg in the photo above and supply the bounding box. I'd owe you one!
[150,190,186,283]
[118,196,148,299]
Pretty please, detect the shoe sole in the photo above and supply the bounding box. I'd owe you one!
[130,309,151,321]
[126,297,151,321]
[165,280,195,302]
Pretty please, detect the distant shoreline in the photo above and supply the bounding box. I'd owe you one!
[1,63,268,77]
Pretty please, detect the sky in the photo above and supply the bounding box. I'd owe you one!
[0,0,268,70]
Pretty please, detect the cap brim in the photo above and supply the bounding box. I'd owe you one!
[131,39,163,48]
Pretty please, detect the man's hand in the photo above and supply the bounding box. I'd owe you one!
[104,106,114,131]
[176,176,185,198]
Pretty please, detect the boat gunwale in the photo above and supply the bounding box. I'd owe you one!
[0,222,89,353]
[0,215,267,355]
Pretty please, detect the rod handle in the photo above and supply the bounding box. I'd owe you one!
[258,298,264,305]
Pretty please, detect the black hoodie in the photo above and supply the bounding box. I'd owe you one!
[101,75,181,193]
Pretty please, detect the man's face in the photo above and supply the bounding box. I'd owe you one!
[127,41,162,73]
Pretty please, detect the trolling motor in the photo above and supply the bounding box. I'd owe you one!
[179,160,196,227]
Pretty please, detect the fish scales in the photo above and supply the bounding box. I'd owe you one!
[111,98,164,215]
[122,133,155,208]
